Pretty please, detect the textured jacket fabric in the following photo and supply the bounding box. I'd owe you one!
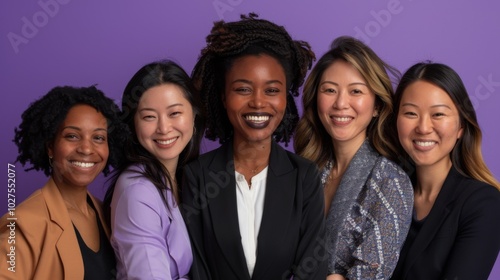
[323,140,413,279]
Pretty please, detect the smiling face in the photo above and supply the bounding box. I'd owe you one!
[397,80,463,170]
[317,60,377,149]
[223,54,287,145]
[48,104,109,189]
[134,84,194,172]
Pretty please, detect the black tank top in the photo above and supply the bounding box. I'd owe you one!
[73,196,116,280]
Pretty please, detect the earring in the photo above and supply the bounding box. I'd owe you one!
[193,126,197,135]
[48,156,53,167]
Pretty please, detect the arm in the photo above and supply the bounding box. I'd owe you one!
[291,162,328,280]
[111,180,174,280]
[181,163,211,280]
[342,163,413,280]
[442,185,500,280]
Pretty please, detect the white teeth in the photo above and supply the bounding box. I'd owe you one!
[157,138,176,145]
[72,161,95,168]
[415,141,435,147]
[245,115,270,123]
[333,117,352,122]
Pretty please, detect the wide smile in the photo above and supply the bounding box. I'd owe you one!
[70,161,96,169]
[330,115,354,126]
[155,137,178,146]
[243,113,271,129]
[413,140,437,151]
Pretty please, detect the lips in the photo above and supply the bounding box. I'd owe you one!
[155,137,178,145]
[71,161,96,168]
[330,115,354,125]
[243,113,271,129]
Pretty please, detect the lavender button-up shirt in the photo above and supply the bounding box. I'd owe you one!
[110,164,193,279]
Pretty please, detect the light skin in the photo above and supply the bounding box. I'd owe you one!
[135,83,195,178]
[223,54,287,185]
[317,60,377,215]
[397,80,463,220]
[48,104,109,251]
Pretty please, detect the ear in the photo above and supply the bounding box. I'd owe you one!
[46,142,54,158]
[373,109,379,118]
[457,125,464,140]
[221,92,227,108]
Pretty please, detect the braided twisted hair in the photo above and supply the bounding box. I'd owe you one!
[192,13,315,145]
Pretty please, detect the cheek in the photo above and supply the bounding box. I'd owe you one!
[396,117,411,141]
[316,95,330,115]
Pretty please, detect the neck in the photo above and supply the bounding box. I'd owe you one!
[415,159,452,199]
[52,176,90,214]
[332,137,365,173]
[233,138,271,177]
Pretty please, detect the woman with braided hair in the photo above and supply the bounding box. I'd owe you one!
[182,13,327,279]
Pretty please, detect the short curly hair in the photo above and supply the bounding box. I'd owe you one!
[192,13,315,145]
[13,85,129,176]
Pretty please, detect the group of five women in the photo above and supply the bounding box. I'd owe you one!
[1,12,500,280]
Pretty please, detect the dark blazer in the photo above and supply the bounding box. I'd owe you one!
[181,140,327,280]
[391,167,500,280]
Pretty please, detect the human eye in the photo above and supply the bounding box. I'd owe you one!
[170,111,182,117]
[64,133,79,140]
[94,134,107,143]
[142,115,156,121]
[432,112,446,118]
[320,87,336,94]
[265,88,281,95]
[351,89,363,95]
[401,111,417,118]
[234,87,251,95]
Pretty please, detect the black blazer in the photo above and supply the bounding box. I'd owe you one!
[391,167,500,280]
[181,140,327,280]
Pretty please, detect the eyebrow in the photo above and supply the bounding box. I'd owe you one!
[231,79,284,85]
[319,81,367,87]
[138,103,184,112]
[401,103,452,110]
[62,126,107,132]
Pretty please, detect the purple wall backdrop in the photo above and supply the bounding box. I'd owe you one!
[2,0,499,277]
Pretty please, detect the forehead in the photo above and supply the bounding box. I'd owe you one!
[138,84,191,107]
[226,54,286,79]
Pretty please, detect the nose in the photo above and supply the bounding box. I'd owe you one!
[333,91,349,110]
[156,116,171,134]
[77,138,93,155]
[248,91,265,109]
[416,115,433,134]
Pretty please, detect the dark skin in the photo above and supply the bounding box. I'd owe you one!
[223,54,287,187]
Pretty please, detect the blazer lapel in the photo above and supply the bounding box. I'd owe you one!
[42,178,84,279]
[207,142,251,279]
[252,141,297,279]
[402,167,462,278]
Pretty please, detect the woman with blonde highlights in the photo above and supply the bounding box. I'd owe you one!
[390,62,500,280]
[295,36,413,279]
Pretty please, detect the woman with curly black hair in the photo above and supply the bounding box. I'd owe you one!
[0,86,128,280]
[182,13,327,279]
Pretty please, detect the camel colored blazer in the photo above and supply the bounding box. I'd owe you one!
[0,178,111,280]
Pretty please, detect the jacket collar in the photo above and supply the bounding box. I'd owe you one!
[206,140,297,279]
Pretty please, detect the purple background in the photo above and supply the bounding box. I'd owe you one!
[2,0,499,277]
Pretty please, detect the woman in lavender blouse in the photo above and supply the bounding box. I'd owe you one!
[104,60,204,279]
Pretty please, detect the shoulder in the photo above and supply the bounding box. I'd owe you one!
[114,164,163,202]
[1,189,50,234]
[372,157,412,184]
[456,175,500,207]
